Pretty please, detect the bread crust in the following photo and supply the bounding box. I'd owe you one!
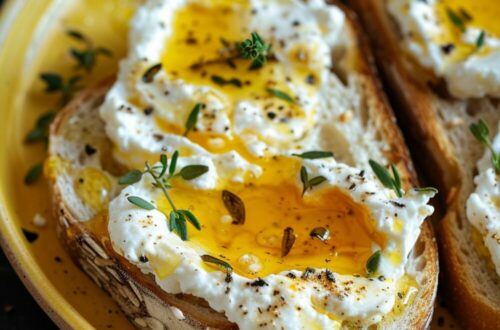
[47,3,439,329]
[349,1,500,328]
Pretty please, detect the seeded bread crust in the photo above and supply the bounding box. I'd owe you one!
[350,1,500,329]
[48,4,438,329]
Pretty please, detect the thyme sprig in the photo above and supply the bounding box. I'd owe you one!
[119,152,208,241]
[470,119,500,173]
[190,32,273,71]
[40,73,82,106]
[300,166,327,196]
[25,111,56,143]
[25,30,110,184]
[369,160,403,198]
[446,8,466,32]
[369,160,437,197]
[67,30,112,72]
[237,32,272,70]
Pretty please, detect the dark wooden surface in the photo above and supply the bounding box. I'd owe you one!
[0,249,56,329]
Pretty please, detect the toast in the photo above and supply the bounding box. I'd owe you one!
[47,3,438,329]
[350,1,500,328]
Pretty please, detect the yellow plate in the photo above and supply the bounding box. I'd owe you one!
[0,1,462,329]
[0,1,136,328]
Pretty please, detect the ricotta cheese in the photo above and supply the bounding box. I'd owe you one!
[387,0,500,98]
[99,0,436,328]
[466,121,500,276]
[109,157,435,329]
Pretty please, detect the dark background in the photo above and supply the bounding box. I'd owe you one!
[0,250,56,329]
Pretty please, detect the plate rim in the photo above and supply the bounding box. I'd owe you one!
[0,1,93,329]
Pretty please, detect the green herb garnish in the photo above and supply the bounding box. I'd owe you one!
[470,119,500,173]
[25,31,109,185]
[24,163,43,185]
[266,88,295,103]
[369,160,403,198]
[211,75,242,88]
[183,103,202,136]
[25,111,56,143]
[237,32,272,70]
[413,187,439,194]
[366,250,381,275]
[119,169,143,185]
[447,8,465,32]
[292,151,334,159]
[40,73,81,106]
[127,196,155,210]
[67,30,112,72]
[179,165,210,180]
[475,31,485,50]
[300,166,327,196]
[119,152,208,241]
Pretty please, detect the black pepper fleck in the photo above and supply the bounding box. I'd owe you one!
[250,278,268,287]
[440,43,455,54]
[84,144,97,156]
[267,112,277,119]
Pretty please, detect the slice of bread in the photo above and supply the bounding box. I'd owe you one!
[350,1,500,328]
[47,4,438,329]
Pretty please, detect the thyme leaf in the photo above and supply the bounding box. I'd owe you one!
[292,151,334,159]
[127,196,155,210]
[470,120,500,173]
[67,30,112,72]
[119,169,143,185]
[169,210,178,232]
[366,250,381,275]
[476,31,485,50]
[169,150,178,176]
[25,111,55,143]
[446,8,465,32]
[24,163,43,185]
[300,166,327,195]
[308,175,327,187]
[178,209,201,230]
[211,75,242,88]
[40,73,81,105]
[183,103,202,136]
[413,187,438,194]
[369,160,403,198]
[266,88,295,103]
[179,165,209,180]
